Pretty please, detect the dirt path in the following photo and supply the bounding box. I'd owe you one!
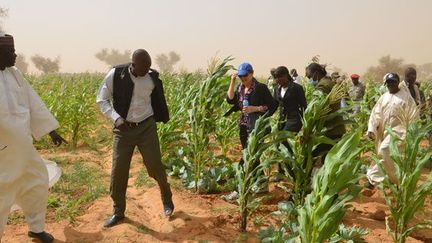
[3,186,252,242]
[2,148,432,242]
[2,148,254,243]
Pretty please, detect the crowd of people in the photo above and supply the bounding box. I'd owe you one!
[222,61,424,201]
[0,31,428,242]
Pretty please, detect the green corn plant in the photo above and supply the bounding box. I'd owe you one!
[377,121,432,243]
[236,116,291,232]
[297,129,364,243]
[158,73,197,166]
[363,80,382,110]
[258,201,300,242]
[259,129,365,242]
[186,56,234,192]
[31,73,101,149]
[303,81,316,102]
[214,111,238,156]
[276,83,347,206]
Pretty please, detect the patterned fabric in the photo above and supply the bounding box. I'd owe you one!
[348,83,365,101]
[237,80,256,126]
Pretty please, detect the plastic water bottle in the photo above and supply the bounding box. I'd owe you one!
[243,97,249,116]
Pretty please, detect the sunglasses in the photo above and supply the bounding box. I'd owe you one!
[238,73,249,78]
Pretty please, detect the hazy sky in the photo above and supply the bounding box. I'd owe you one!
[1,0,431,76]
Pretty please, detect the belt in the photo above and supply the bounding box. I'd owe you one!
[124,116,153,128]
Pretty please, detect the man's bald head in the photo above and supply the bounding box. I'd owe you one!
[131,49,152,77]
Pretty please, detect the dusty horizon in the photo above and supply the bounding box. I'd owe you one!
[1,0,431,77]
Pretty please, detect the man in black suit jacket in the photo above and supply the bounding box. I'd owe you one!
[272,66,307,181]
[273,66,307,133]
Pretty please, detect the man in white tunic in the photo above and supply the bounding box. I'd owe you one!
[366,73,418,187]
[0,33,65,243]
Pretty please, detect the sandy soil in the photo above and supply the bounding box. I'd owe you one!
[2,146,432,243]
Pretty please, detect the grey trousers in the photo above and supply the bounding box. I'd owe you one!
[111,116,172,217]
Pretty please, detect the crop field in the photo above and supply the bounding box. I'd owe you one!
[3,58,432,243]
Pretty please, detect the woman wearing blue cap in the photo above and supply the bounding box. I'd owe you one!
[223,62,277,201]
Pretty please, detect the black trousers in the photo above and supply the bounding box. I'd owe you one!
[278,120,300,179]
[312,134,343,162]
[111,117,172,217]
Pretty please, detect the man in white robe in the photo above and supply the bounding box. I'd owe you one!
[366,73,419,186]
[0,33,65,243]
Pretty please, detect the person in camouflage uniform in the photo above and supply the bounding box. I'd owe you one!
[306,63,346,161]
[348,74,365,114]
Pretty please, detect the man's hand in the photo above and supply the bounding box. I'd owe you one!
[115,117,129,132]
[49,130,67,146]
[367,131,376,140]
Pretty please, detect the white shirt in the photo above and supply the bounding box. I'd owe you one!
[96,66,154,123]
[281,86,288,98]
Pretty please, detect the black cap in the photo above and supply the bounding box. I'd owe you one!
[384,73,400,83]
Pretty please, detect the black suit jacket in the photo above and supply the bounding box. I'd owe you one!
[273,82,307,132]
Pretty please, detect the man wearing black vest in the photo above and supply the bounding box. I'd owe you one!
[97,49,173,228]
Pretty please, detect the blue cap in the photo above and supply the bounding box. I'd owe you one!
[237,62,253,76]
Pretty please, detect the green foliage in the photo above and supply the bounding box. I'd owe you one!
[47,195,61,208]
[236,116,291,232]
[378,121,432,243]
[157,73,196,166]
[329,224,369,243]
[214,109,238,156]
[185,57,234,192]
[52,161,107,223]
[183,157,237,194]
[277,83,346,206]
[258,201,300,242]
[30,73,102,149]
[134,167,156,189]
[259,130,365,242]
[297,130,363,243]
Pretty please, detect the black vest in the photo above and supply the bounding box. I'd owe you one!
[112,64,170,123]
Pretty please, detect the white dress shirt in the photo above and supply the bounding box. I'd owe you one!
[96,66,154,123]
[281,86,288,98]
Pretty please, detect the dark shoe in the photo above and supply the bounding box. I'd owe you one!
[163,200,174,217]
[365,181,375,190]
[103,215,125,228]
[28,231,54,243]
